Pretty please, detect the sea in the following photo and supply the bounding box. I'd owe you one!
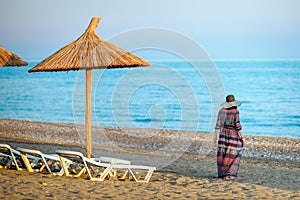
[0,60,299,138]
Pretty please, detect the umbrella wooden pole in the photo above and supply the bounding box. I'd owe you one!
[86,69,92,158]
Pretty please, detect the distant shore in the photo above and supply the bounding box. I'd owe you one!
[0,118,299,199]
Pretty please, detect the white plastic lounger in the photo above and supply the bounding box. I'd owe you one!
[56,150,131,178]
[0,144,38,170]
[111,163,156,183]
[17,147,69,176]
[56,150,156,182]
[56,150,112,180]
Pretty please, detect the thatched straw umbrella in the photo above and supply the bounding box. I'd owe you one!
[29,17,150,158]
[0,45,28,66]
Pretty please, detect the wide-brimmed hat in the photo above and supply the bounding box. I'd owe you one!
[220,95,242,108]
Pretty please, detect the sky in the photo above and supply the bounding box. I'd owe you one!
[0,0,299,61]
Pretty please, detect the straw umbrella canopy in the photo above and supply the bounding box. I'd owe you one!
[0,45,28,66]
[29,17,150,158]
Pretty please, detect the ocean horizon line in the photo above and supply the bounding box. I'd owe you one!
[23,58,300,63]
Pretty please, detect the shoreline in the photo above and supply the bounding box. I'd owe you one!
[1,117,299,139]
[0,118,299,199]
[0,118,299,163]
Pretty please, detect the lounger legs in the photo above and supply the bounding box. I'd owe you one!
[128,168,155,183]
[59,156,86,178]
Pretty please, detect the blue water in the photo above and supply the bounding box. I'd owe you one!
[0,61,299,138]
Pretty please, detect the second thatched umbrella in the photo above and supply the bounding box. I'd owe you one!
[29,17,150,158]
[0,45,28,66]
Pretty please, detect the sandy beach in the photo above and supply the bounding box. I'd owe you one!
[0,118,299,199]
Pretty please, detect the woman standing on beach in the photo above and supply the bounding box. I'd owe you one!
[214,95,244,180]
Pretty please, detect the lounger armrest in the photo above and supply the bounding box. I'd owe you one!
[56,150,84,157]
[16,147,40,160]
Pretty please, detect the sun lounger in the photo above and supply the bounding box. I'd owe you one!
[56,150,132,178]
[108,163,157,183]
[56,150,156,182]
[56,150,111,180]
[17,147,69,176]
[0,144,32,170]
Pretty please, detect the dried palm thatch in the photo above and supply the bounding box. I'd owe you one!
[0,45,28,66]
[28,17,150,158]
[29,17,150,72]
